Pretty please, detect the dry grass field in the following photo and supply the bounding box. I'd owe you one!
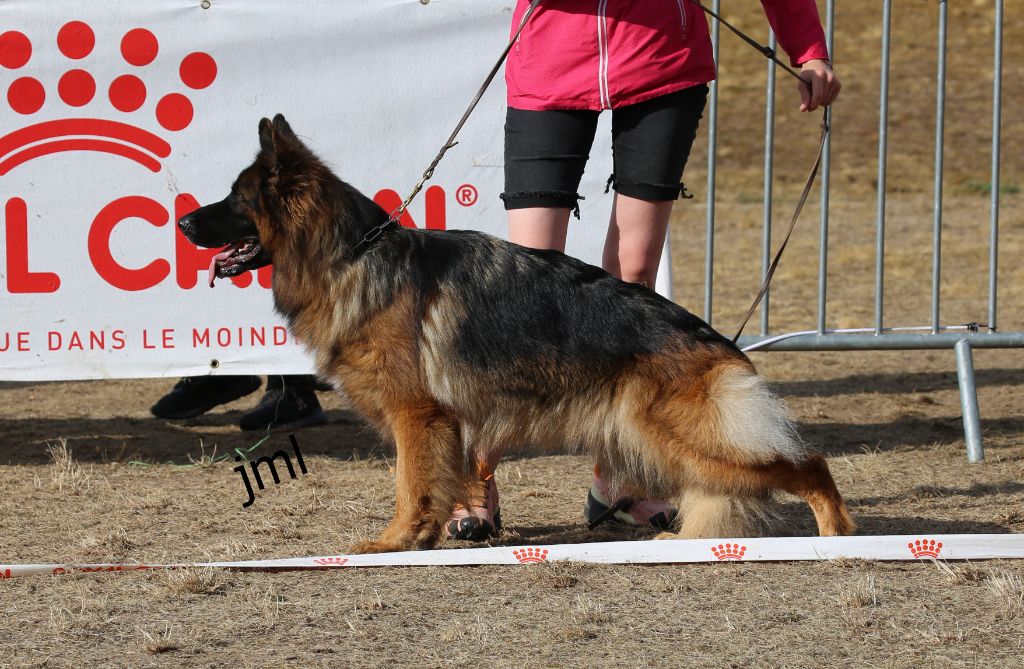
[2,2,1023,668]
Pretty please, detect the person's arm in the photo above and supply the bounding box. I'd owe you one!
[760,0,841,112]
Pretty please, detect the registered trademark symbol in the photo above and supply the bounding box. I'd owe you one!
[456,184,478,207]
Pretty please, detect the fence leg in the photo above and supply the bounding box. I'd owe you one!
[954,339,984,463]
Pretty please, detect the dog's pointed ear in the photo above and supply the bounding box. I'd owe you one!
[256,113,318,202]
[258,117,276,155]
[272,114,296,141]
[259,114,300,159]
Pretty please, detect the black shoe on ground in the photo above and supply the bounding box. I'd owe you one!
[239,385,328,431]
[150,375,262,419]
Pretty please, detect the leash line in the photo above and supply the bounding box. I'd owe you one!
[354,0,543,253]
[732,111,829,343]
[389,0,544,222]
[686,1,833,342]
[691,0,809,86]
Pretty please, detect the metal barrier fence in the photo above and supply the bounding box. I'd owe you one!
[701,0,1019,462]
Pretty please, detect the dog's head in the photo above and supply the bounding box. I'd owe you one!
[177,113,324,287]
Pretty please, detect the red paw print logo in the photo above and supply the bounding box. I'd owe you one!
[710,543,747,560]
[908,538,943,559]
[0,21,217,175]
[313,557,350,566]
[512,548,548,564]
[0,568,11,579]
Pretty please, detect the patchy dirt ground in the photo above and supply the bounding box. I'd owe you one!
[2,346,1023,669]
[2,2,1023,668]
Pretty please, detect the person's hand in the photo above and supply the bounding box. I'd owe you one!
[797,59,840,112]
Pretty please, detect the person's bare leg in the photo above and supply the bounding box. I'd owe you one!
[590,193,680,529]
[503,206,572,476]
[508,207,572,252]
[602,193,674,286]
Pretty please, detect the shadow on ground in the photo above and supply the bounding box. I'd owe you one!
[772,367,1023,397]
[0,409,384,466]
[801,415,1024,456]
[4,410,1022,466]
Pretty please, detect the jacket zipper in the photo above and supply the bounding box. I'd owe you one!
[596,0,611,109]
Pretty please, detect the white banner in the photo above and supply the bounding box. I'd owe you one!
[0,0,668,381]
[4,535,1023,578]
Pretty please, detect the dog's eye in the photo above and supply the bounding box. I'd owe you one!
[232,191,258,209]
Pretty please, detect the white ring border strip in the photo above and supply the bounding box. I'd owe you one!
[3,534,1024,579]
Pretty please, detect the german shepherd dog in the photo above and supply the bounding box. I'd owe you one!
[179,115,854,553]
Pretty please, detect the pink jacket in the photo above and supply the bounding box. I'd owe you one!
[506,0,830,111]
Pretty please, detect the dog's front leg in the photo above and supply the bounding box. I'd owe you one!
[351,405,463,554]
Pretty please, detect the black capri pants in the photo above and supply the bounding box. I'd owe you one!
[501,84,709,212]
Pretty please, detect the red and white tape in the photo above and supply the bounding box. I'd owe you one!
[3,534,1023,579]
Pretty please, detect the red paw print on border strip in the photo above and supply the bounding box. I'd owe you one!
[0,568,11,579]
[710,543,747,560]
[513,548,548,564]
[313,557,350,566]
[0,21,217,175]
[908,538,942,559]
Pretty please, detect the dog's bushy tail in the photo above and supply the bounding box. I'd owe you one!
[705,362,806,465]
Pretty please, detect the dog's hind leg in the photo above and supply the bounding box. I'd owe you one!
[634,360,854,538]
[766,453,854,537]
[659,454,851,536]
[351,404,463,554]
[738,454,854,536]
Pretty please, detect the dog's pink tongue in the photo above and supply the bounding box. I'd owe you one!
[208,247,235,288]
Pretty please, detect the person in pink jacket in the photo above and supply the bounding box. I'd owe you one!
[444,0,841,541]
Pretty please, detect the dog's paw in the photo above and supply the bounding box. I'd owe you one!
[350,540,403,554]
[653,531,680,541]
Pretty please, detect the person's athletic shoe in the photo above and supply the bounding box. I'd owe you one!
[150,375,261,419]
[444,475,502,541]
[238,384,328,431]
[583,467,677,530]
